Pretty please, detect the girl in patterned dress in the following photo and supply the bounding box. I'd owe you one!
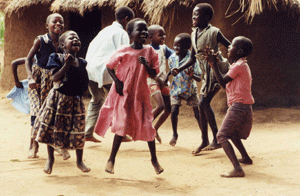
[33,30,90,174]
[94,18,164,175]
[25,13,69,159]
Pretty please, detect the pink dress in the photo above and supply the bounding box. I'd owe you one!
[94,45,159,141]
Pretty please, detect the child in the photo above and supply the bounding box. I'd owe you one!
[94,18,164,175]
[32,30,91,174]
[204,36,254,177]
[147,25,174,143]
[25,13,70,159]
[167,33,202,147]
[171,3,231,153]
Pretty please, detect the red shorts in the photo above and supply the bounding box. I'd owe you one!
[149,84,170,96]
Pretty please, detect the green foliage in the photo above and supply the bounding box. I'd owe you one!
[0,12,4,48]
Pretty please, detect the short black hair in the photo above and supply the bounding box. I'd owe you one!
[175,33,191,50]
[195,3,214,22]
[148,25,164,37]
[126,18,146,37]
[115,6,135,20]
[237,36,253,57]
[46,13,63,24]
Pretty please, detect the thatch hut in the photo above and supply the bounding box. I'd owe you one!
[1,0,300,111]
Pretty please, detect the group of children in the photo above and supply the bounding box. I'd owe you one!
[11,3,254,178]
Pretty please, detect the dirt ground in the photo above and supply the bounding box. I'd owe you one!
[1,92,300,196]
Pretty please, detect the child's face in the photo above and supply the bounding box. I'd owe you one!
[131,21,148,44]
[192,7,205,27]
[151,29,166,45]
[173,37,188,57]
[228,38,241,59]
[46,15,64,35]
[63,32,81,54]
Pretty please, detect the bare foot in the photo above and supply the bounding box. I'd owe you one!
[85,136,101,143]
[77,161,91,173]
[105,161,114,174]
[239,157,253,165]
[203,141,221,151]
[220,168,245,178]
[169,135,178,146]
[61,149,71,160]
[121,135,133,142]
[43,159,54,174]
[151,160,164,174]
[191,142,209,155]
[156,133,162,143]
[28,147,39,159]
[54,148,63,155]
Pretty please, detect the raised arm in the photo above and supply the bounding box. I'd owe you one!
[171,47,196,76]
[12,58,26,88]
[138,56,156,78]
[204,47,232,89]
[52,54,73,82]
[217,31,231,48]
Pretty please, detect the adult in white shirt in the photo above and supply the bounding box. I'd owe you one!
[85,6,135,142]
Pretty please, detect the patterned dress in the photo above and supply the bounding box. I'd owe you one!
[32,54,88,149]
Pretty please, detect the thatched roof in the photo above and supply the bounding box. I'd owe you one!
[5,0,300,24]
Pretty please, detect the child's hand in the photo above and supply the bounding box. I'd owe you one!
[15,81,23,88]
[28,78,37,89]
[65,53,75,64]
[115,79,124,96]
[203,46,219,66]
[184,67,194,78]
[171,68,179,76]
[138,56,147,65]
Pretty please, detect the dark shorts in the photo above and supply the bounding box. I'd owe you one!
[217,103,253,144]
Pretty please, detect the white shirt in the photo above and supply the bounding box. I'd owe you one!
[85,21,130,88]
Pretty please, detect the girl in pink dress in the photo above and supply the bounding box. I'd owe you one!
[94,18,164,175]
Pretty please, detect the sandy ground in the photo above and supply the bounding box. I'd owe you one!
[1,93,300,196]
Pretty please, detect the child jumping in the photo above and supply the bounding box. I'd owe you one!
[167,33,202,147]
[171,3,231,154]
[147,25,174,143]
[204,36,254,177]
[25,13,70,159]
[32,30,91,175]
[94,18,164,175]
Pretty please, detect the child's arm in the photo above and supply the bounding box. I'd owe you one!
[12,58,26,88]
[138,56,157,78]
[171,47,197,76]
[184,67,201,82]
[52,54,73,82]
[25,37,41,89]
[106,67,124,96]
[204,47,232,89]
[217,31,231,48]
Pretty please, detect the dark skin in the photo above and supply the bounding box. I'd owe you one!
[25,14,64,89]
[105,21,163,175]
[44,31,90,174]
[148,26,171,143]
[204,37,253,177]
[171,6,231,152]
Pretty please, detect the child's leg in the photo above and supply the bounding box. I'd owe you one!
[148,140,164,174]
[151,92,165,120]
[169,105,179,146]
[231,139,253,164]
[154,94,171,143]
[105,134,123,174]
[76,149,91,173]
[199,89,221,150]
[43,145,55,174]
[220,141,245,178]
[28,116,39,158]
[192,106,209,154]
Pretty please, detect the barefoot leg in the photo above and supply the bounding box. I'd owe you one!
[43,145,54,174]
[28,139,39,158]
[148,140,164,174]
[105,135,123,174]
[221,169,245,178]
[76,149,91,173]
[232,139,253,164]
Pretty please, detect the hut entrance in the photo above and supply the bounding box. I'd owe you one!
[69,9,102,58]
